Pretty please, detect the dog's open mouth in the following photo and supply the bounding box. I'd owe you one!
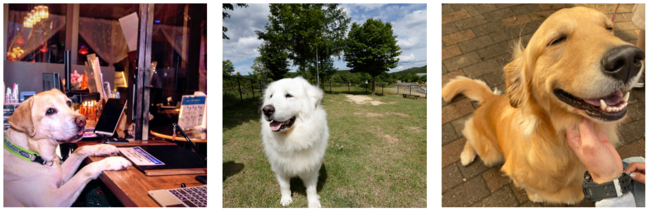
[554,89,629,121]
[56,128,85,143]
[269,117,296,132]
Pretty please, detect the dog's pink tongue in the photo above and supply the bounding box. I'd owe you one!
[270,121,282,131]
[583,90,623,106]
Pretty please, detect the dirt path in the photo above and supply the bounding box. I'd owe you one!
[345,94,389,106]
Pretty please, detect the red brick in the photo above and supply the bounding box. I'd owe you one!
[482,166,510,192]
[442,45,463,60]
[617,139,645,160]
[442,69,466,88]
[511,182,529,204]
[538,4,566,11]
[442,138,465,167]
[442,29,476,46]
[442,98,474,124]
[442,10,472,25]
[500,14,532,28]
[529,10,556,21]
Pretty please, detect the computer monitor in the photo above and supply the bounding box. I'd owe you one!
[94,99,127,136]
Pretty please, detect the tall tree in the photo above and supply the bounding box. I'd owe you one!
[258,41,290,80]
[344,18,402,95]
[256,4,350,84]
[250,57,268,81]
[223,3,249,40]
[223,59,235,76]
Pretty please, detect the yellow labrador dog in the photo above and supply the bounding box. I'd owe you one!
[3,89,132,206]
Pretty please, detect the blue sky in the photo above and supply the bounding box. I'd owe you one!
[222,4,427,75]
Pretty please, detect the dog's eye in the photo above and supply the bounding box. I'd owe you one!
[46,108,57,115]
[66,101,72,108]
[606,26,613,31]
[548,36,566,46]
[270,94,273,98]
[286,94,293,98]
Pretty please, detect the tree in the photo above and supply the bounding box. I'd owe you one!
[258,41,290,81]
[250,57,269,81]
[223,59,235,76]
[223,4,249,40]
[344,18,401,95]
[256,4,350,85]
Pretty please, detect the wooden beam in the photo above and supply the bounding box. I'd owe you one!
[134,4,154,140]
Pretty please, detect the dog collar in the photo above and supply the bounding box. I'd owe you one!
[3,135,53,166]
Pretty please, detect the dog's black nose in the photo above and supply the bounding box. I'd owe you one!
[262,105,275,117]
[602,45,645,82]
[76,116,86,128]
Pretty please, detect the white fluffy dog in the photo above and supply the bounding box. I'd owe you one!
[260,77,329,208]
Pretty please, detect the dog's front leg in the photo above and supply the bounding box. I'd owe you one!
[60,144,120,183]
[51,156,131,206]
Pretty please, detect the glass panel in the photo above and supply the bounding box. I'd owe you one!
[77,4,136,66]
[6,4,66,63]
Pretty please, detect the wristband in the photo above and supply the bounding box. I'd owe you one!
[582,171,632,202]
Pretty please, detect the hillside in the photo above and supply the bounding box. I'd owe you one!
[392,65,427,74]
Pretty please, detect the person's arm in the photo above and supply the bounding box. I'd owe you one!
[566,119,634,207]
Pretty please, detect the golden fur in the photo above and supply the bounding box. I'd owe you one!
[442,7,643,204]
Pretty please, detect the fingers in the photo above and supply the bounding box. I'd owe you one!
[624,162,646,174]
[628,172,646,184]
[566,123,582,150]
[577,119,598,144]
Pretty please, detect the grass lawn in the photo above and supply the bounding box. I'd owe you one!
[223,93,427,208]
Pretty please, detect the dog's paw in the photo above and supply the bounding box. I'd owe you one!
[308,201,321,208]
[280,196,293,206]
[84,144,119,156]
[460,151,475,166]
[99,156,132,171]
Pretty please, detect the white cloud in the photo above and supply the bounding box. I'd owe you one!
[358,4,386,12]
[222,4,270,63]
[399,53,416,62]
[395,66,404,70]
[391,9,426,51]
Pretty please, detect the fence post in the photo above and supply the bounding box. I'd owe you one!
[251,79,255,98]
[237,77,243,103]
[382,84,384,95]
[260,79,262,95]
[410,85,412,95]
[398,84,399,94]
[348,83,350,93]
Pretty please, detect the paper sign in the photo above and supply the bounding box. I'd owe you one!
[118,147,164,166]
[178,95,206,129]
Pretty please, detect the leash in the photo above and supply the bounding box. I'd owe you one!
[4,135,53,166]
[610,4,620,22]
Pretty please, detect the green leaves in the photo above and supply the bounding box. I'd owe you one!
[223,60,235,76]
[256,4,351,81]
[343,18,402,94]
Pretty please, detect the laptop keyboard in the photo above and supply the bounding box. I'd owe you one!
[168,185,207,207]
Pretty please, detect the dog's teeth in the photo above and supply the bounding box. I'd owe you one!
[623,92,630,102]
[600,99,607,111]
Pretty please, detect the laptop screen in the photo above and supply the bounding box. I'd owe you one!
[94,99,127,136]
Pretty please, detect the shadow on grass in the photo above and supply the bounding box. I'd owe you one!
[223,97,262,131]
[289,163,329,195]
[223,161,245,182]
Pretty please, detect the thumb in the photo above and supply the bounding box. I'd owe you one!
[566,124,581,148]
[628,172,646,184]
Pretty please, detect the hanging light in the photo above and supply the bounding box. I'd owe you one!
[22,5,48,28]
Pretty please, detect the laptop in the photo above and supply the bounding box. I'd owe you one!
[148,185,206,207]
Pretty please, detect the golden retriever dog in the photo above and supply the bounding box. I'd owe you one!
[4,89,132,206]
[442,7,644,204]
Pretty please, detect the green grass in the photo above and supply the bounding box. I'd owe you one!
[223,93,427,208]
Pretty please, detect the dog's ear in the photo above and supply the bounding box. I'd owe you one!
[8,96,36,137]
[504,41,535,108]
[300,78,324,110]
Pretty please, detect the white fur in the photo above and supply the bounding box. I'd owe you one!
[260,77,329,208]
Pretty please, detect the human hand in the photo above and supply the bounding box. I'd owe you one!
[566,119,623,184]
[624,162,646,184]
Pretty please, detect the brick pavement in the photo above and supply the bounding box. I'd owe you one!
[441,4,645,207]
